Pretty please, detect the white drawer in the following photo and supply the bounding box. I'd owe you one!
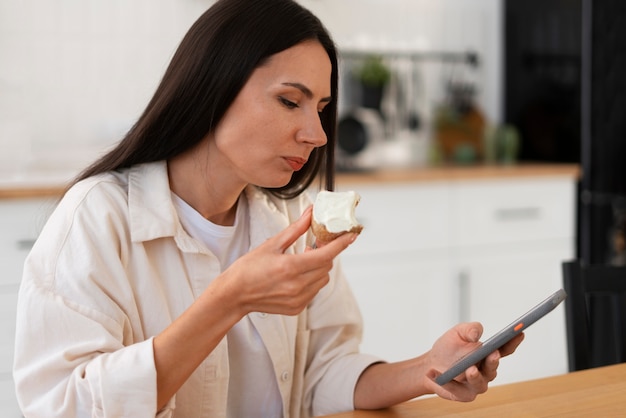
[335,182,452,255]
[0,291,18,375]
[0,377,22,418]
[0,198,53,286]
[450,177,576,247]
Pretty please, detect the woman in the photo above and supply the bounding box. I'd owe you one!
[13,0,522,417]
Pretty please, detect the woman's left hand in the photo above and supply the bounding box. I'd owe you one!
[425,322,524,402]
[353,322,524,410]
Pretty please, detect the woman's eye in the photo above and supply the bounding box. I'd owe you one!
[279,97,299,109]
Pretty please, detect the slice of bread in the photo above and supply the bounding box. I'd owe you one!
[311,190,363,243]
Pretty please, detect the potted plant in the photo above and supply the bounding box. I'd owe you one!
[433,81,486,164]
[354,55,391,111]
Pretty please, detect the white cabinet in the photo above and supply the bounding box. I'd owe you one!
[450,177,575,384]
[455,242,570,384]
[0,197,55,417]
[450,177,575,247]
[336,182,457,360]
[340,251,452,361]
[336,173,575,385]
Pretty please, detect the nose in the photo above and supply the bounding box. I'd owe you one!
[296,113,327,147]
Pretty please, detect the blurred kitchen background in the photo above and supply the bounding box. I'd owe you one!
[8,0,623,265]
[0,0,505,175]
[3,0,626,415]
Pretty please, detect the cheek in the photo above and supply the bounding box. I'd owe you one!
[220,98,277,141]
[215,106,259,149]
[231,115,289,153]
[214,94,294,163]
[214,119,275,167]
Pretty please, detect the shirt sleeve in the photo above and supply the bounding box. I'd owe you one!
[303,257,384,417]
[13,182,168,418]
[14,279,165,418]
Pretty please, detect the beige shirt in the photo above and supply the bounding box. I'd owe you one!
[13,161,380,418]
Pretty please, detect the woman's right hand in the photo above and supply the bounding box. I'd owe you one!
[154,206,357,408]
[221,206,358,316]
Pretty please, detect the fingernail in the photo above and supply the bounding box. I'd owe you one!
[470,329,480,342]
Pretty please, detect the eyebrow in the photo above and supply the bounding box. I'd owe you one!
[282,82,332,104]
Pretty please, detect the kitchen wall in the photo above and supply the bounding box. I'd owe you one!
[0,0,209,173]
[0,0,502,173]
[301,0,502,123]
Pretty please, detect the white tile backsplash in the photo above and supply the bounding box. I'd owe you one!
[302,0,502,128]
[0,0,502,172]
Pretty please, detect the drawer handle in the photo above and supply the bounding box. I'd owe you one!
[494,207,541,221]
[16,239,36,250]
[458,270,470,323]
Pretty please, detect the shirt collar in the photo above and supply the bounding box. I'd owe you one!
[127,161,293,252]
[128,161,178,243]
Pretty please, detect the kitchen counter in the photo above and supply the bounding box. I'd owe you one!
[335,163,580,186]
[0,163,580,199]
[0,169,79,199]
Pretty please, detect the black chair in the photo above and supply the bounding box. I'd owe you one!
[562,260,626,371]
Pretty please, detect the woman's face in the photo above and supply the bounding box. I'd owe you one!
[210,40,332,189]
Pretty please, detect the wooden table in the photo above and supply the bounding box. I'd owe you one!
[320,362,626,417]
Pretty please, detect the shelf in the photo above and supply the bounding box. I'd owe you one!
[339,49,479,67]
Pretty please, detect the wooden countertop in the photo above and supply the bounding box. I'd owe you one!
[335,163,580,186]
[320,362,626,418]
[0,163,580,200]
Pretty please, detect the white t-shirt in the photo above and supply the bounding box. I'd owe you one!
[172,193,283,418]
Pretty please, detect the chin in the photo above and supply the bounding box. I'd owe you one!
[253,174,293,189]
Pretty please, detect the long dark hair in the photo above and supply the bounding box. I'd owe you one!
[72,0,338,197]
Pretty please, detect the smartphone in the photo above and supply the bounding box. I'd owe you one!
[435,288,567,386]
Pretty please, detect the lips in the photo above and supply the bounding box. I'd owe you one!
[284,157,307,171]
